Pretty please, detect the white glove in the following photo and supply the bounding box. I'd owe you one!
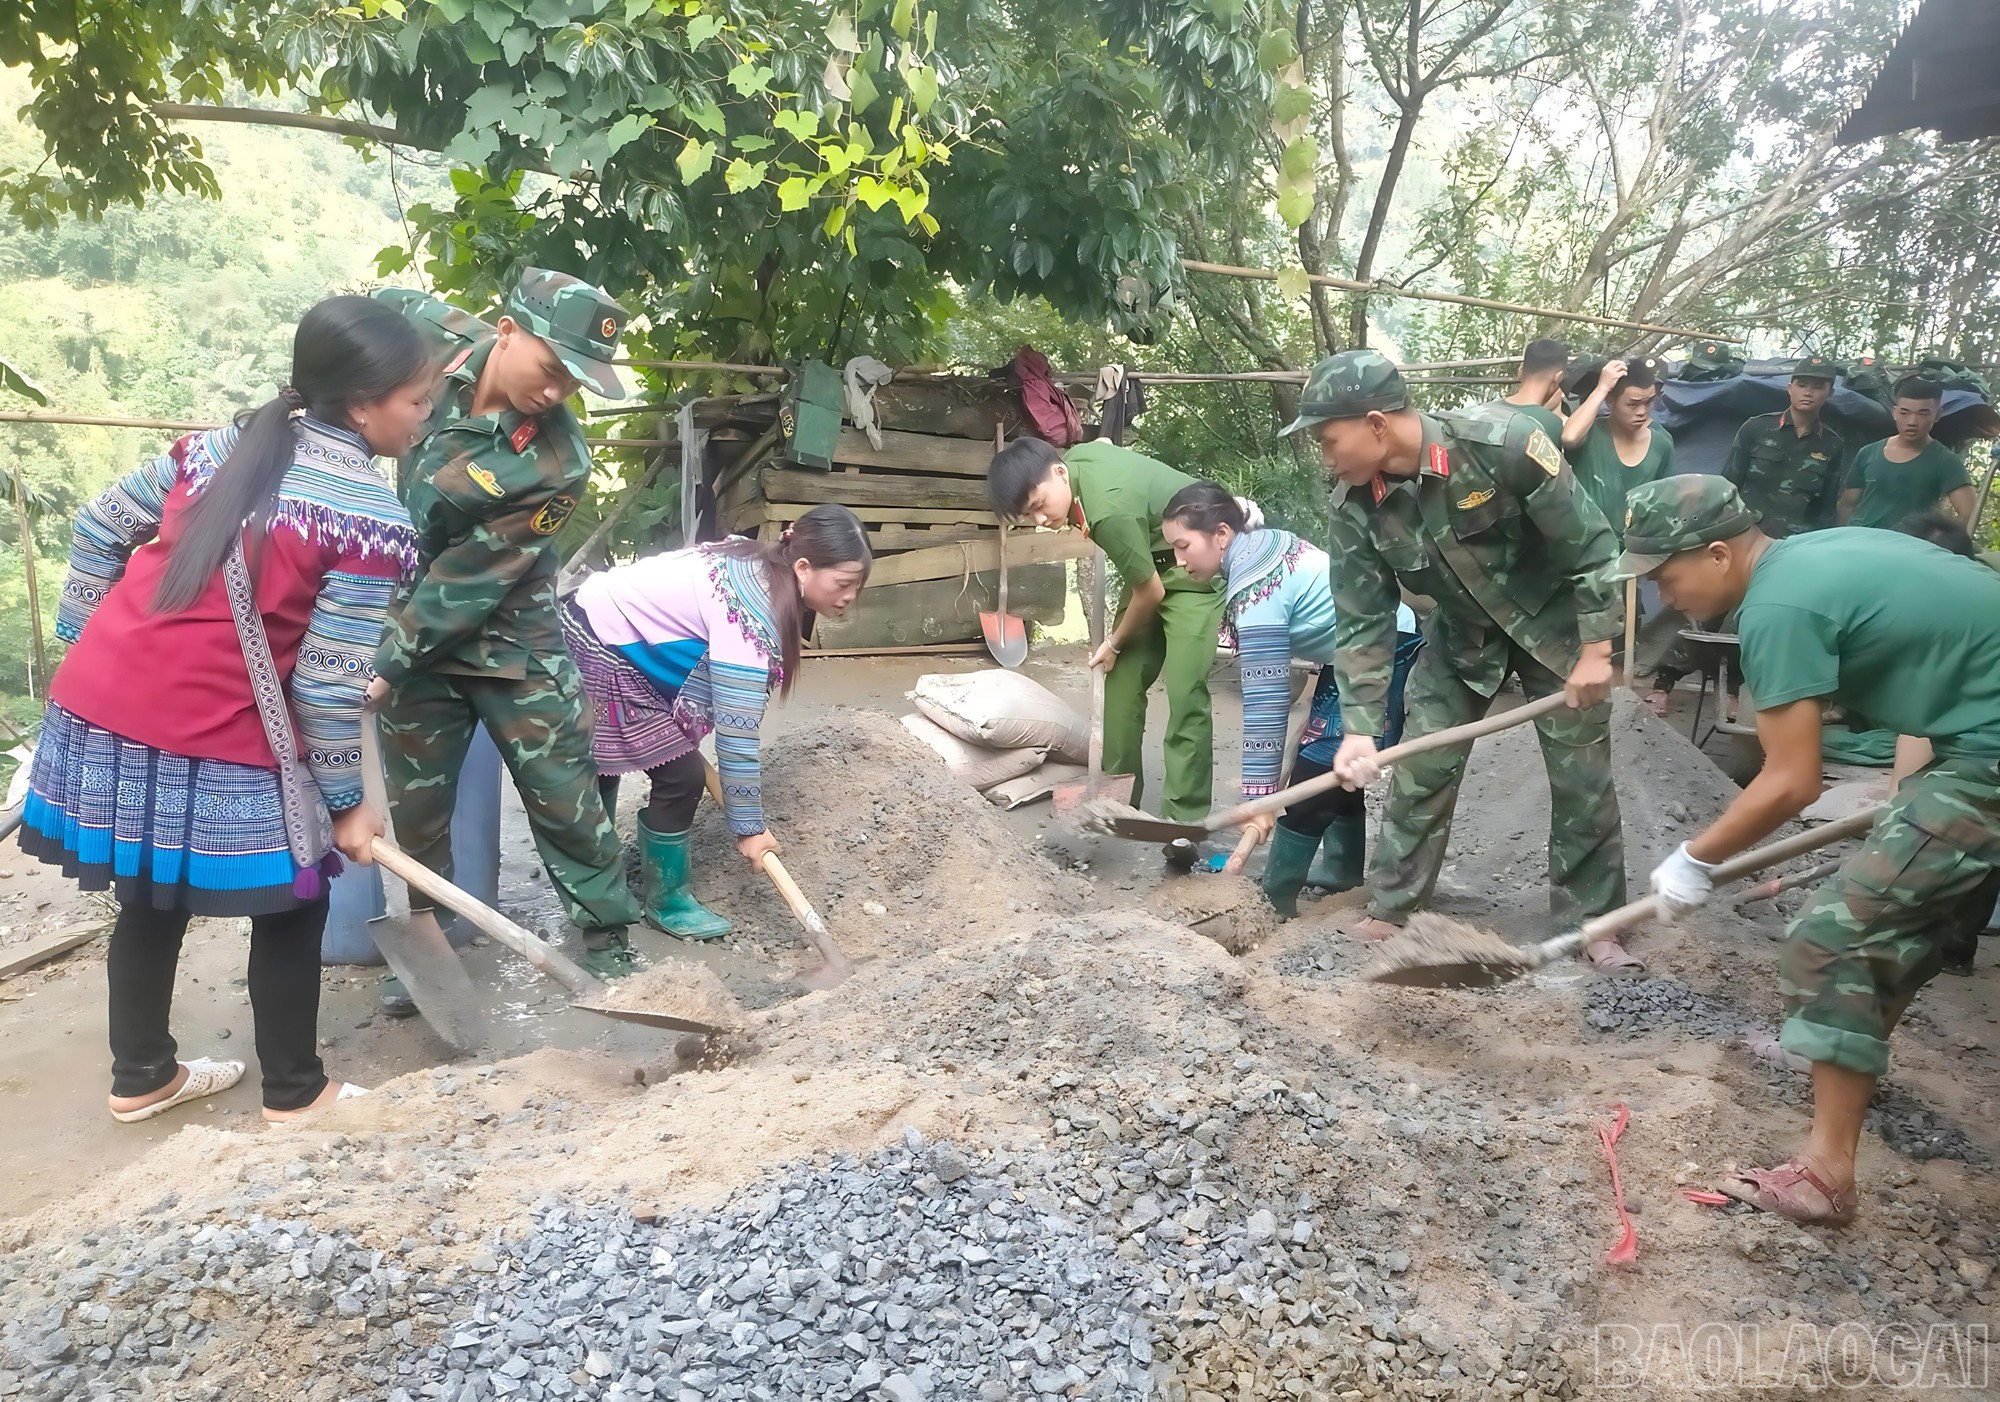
[1651,842,1719,920]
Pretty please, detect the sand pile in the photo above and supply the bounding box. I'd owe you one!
[592,959,742,1031]
[685,709,1089,967]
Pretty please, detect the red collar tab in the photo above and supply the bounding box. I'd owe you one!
[444,347,474,375]
[1069,500,1088,532]
[1370,475,1389,505]
[511,419,540,453]
[1424,443,1451,478]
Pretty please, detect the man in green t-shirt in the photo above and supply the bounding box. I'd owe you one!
[1615,475,2000,1227]
[1492,337,1570,443]
[1559,356,1675,542]
[988,438,1225,863]
[1838,375,1974,529]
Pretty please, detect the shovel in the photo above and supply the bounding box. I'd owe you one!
[1053,551,1137,823]
[358,720,490,1053]
[1365,807,1880,988]
[361,720,723,1035]
[979,425,1029,668]
[700,759,853,983]
[1090,691,1572,845]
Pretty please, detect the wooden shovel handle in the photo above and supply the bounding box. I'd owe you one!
[699,758,851,972]
[367,837,602,1000]
[1576,807,1880,945]
[1201,690,1573,833]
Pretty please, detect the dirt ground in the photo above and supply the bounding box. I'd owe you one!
[1,648,1996,1400]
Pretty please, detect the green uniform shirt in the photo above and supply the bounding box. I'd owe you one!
[1491,400,1566,445]
[1569,422,1674,542]
[1740,528,2000,758]
[1721,411,1845,538]
[1843,438,1970,530]
[1064,440,1196,588]
[372,288,593,687]
[1329,403,1621,734]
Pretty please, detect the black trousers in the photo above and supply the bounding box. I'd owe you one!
[598,750,708,833]
[108,896,329,1111]
[1275,756,1366,838]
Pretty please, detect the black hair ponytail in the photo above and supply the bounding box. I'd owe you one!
[713,503,873,695]
[1163,481,1251,534]
[152,296,427,613]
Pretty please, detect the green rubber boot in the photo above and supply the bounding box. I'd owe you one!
[638,819,733,940]
[1306,812,1368,893]
[579,929,645,980]
[1260,823,1322,919]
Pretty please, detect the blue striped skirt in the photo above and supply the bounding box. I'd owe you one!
[21,703,311,916]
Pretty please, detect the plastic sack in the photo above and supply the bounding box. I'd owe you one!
[909,670,1089,763]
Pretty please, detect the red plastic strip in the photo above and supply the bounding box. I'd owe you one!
[1683,1189,1731,1206]
[1596,1103,1637,1265]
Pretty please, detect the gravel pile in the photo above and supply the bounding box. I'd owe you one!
[1580,975,1758,1040]
[405,1133,1150,1402]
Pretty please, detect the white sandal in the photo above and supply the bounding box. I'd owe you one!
[262,1080,371,1123]
[109,1057,245,1123]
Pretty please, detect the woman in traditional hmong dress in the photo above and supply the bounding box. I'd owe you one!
[1162,482,1424,917]
[563,504,871,938]
[25,297,432,1122]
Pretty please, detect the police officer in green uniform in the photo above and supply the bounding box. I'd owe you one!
[1644,355,1848,714]
[1293,351,1636,968]
[366,269,646,979]
[987,437,1225,866]
[1622,475,2000,1225]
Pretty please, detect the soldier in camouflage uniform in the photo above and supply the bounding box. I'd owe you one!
[1646,356,1847,715]
[1621,475,2000,1225]
[1284,352,1635,966]
[368,269,645,978]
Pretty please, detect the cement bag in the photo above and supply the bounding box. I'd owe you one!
[900,714,1047,792]
[910,670,1088,763]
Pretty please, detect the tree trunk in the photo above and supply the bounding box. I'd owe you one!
[1347,100,1423,345]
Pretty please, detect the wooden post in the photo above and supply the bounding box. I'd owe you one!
[11,467,43,697]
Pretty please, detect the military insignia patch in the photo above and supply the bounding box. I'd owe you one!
[1371,476,1389,505]
[600,316,618,339]
[511,419,540,453]
[444,347,475,375]
[532,495,577,535]
[467,466,505,497]
[1456,488,1495,510]
[1525,429,1562,477]
[1425,443,1451,478]
[1810,452,1826,461]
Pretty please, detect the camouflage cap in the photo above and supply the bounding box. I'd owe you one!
[1278,351,1408,436]
[504,268,629,400]
[1790,353,1841,383]
[1610,475,1763,578]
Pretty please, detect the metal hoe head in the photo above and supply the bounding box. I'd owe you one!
[569,1003,729,1035]
[1080,800,1205,844]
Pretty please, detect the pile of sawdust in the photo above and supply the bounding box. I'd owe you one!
[592,959,742,1030]
[687,709,1089,965]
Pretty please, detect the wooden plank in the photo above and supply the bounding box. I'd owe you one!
[828,427,992,477]
[815,562,1068,649]
[864,530,1092,588]
[867,525,991,551]
[764,503,996,526]
[0,922,107,980]
[801,642,990,658]
[760,467,989,511]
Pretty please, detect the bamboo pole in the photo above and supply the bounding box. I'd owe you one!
[615,359,789,376]
[0,410,669,449]
[1179,259,1741,342]
[11,466,44,697]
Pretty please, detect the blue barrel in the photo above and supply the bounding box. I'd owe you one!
[320,724,506,965]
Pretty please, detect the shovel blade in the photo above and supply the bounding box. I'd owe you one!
[1051,770,1136,822]
[369,915,489,1053]
[570,1002,727,1035]
[1084,806,1207,844]
[1368,959,1536,989]
[979,610,1029,668]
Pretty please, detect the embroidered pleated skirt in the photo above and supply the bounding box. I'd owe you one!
[561,601,710,774]
[21,703,311,916]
